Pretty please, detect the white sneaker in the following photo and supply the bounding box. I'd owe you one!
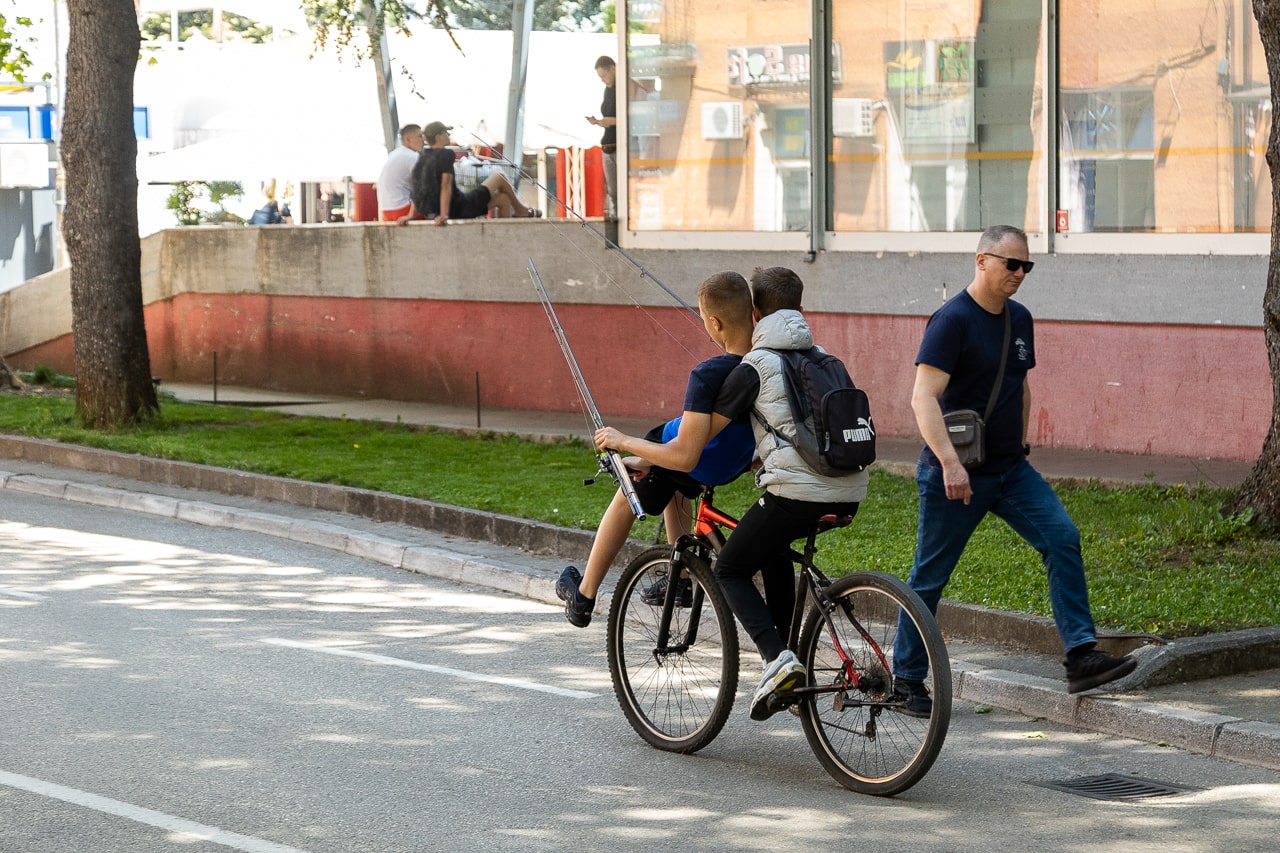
[750,650,805,721]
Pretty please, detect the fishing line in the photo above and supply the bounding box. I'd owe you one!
[457,130,711,364]
[462,128,699,318]
[529,258,646,519]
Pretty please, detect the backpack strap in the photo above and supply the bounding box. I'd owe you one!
[753,347,802,447]
[983,308,1012,422]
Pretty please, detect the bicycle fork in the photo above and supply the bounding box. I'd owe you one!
[653,538,712,655]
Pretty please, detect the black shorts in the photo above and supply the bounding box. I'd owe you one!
[628,424,703,515]
[456,186,492,219]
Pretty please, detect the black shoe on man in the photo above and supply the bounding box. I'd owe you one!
[891,678,933,718]
[1065,648,1137,694]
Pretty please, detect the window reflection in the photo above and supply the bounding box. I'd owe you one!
[1059,0,1268,234]
[830,1,1043,233]
[620,0,1268,238]
[626,0,813,231]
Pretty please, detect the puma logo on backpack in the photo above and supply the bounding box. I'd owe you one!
[761,347,876,476]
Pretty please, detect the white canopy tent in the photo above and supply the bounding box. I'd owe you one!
[134,1,310,35]
[135,29,615,184]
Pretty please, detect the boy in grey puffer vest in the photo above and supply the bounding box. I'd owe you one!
[710,267,868,721]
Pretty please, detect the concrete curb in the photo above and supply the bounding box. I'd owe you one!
[8,436,1276,682]
[953,660,1280,770]
[3,437,1280,772]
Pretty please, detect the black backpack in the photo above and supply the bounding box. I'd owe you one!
[760,347,876,476]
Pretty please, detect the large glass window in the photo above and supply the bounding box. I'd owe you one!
[828,0,1045,234]
[625,0,813,231]
[1059,0,1270,234]
[620,0,1267,241]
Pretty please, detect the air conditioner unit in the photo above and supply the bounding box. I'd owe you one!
[0,142,54,189]
[701,102,743,140]
[832,98,875,138]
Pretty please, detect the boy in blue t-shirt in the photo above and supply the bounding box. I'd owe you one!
[555,272,756,627]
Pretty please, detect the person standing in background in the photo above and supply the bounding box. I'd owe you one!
[587,56,620,221]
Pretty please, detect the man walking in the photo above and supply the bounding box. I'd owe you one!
[892,225,1135,717]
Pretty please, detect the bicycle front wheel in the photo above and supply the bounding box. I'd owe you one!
[606,544,739,753]
[797,571,951,796]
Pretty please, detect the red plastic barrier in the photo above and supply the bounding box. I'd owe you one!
[352,182,378,222]
[584,147,604,219]
[552,147,607,218]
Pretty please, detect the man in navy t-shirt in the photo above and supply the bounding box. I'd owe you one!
[554,272,756,628]
[893,225,1135,716]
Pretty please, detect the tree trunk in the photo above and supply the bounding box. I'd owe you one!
[61,0,157,428]
[1233,3,1280,532]
[0,357,25,390]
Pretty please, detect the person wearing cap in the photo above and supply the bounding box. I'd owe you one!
[399,121,541,225]
[377,124,426,222]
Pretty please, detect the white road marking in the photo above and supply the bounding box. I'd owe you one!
[0,769,309,853]
[0,588,46,600]
[260,638,599,699]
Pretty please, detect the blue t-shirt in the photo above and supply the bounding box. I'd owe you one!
[659,353,754,486]
[916,291,1035,473]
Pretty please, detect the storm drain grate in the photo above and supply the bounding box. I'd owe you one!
[1032,773,1199,802]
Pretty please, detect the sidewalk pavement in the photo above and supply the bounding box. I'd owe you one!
[0,382,1275,773]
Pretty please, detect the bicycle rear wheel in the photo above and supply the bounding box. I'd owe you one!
[607,544,738,753]
[797,571,951,796]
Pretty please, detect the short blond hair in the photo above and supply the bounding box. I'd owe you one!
[698,271,752,330]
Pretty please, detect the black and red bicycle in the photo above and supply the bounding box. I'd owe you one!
[605,484,951,796]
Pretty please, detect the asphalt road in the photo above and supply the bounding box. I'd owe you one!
[2,490,1278,853]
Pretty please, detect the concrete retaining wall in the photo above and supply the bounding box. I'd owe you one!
[2,221,1271,460]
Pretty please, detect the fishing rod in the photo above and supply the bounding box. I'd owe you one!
[528,257,647,520]
[466,130,700,321]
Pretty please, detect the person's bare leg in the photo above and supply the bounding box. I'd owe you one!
[579,488,638,599]
[663,493,693,544]
[482,173,535,217]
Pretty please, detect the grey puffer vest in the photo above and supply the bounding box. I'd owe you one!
[743,310,869,503]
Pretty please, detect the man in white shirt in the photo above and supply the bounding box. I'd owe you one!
[376,124,425,221]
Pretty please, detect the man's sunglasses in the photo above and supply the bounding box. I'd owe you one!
[984,252,1035,274]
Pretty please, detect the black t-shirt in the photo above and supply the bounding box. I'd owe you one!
[600,84,616,149]
[916,290,1035,473]
[410,148,461,217]
[712,361,761,423]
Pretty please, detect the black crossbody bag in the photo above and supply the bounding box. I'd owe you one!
[942,307,1011,469]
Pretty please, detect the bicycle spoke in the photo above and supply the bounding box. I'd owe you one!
[798,572,951,796]
[608,546,738,753]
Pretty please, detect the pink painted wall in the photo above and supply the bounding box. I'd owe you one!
[16,294,1270,461]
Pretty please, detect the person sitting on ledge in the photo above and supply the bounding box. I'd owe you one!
[399,121,542,225]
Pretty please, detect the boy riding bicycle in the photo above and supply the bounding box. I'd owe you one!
[555,272,756,627]
[709,267,869,720]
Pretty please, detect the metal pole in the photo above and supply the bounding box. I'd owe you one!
[505,0,534,187]
[366,0,400,152]
[475,372,481,428]
[212,350,218,403]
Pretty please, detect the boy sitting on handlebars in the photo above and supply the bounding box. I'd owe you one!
[555,272,756,628]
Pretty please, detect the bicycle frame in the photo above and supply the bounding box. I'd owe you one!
[668,487,892,704]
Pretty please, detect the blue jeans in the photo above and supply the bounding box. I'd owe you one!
[893,459,1097,682]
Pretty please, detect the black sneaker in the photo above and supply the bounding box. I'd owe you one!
[891,678,932,718]
[1065,650,1137,694]
[641,574,693,607]
[555,565,581,602]
[555,566,594,628]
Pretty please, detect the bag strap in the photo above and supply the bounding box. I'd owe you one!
[983,307,1012,422]
[753,348,799,445]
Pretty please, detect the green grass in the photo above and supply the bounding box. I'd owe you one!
[2,391,1276,638]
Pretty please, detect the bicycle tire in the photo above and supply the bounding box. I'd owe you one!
[797,571,951,796]
[606,544,739,753]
